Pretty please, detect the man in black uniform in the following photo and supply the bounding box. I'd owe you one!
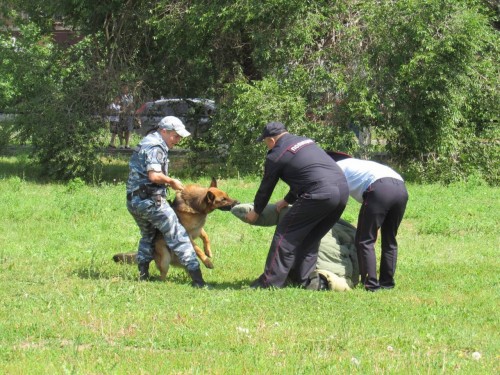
[246,122,349,288]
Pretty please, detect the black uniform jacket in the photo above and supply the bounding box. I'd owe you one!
[253,133,346,215]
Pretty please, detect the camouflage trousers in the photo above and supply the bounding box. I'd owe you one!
[126,196,200,271]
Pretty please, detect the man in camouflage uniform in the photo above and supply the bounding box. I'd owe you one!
[126,116,207,287]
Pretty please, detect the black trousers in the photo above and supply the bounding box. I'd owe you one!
[356,178,408,290]
[256,183,349,288]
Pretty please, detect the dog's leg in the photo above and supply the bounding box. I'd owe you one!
[157,250,171,281]
[191,238,214,269]
[154,237,171,281]
[199,228,212,258]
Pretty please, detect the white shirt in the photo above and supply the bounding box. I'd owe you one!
[108,103,121,122]
[337,158,403,203]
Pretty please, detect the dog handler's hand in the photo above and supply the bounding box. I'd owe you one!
[148,171,184,191]
[168,178,184,191]
[246,210,260,224]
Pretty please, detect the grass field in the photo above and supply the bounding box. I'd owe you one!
[0,155,499,374]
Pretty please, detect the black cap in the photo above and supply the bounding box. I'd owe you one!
[326,150,352,162]
[256,122,287,142]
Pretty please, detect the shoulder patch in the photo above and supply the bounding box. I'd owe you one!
[155,149,164,161]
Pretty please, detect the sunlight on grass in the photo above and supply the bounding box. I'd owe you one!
[0,155,499,374]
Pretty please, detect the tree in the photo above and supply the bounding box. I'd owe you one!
[0,1,154,181]
[1,0,498,184]
[363,0,499,182]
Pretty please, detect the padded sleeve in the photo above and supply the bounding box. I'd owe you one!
[231,203,287,227]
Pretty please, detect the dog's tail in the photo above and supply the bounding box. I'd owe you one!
[112,252,138,264]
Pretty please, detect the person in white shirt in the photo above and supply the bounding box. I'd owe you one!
[120,84,135,149]
[107,95,121,148]
[327,152,409,292]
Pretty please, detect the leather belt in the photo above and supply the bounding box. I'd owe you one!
[126,190,140,201]
[127,190,166,201]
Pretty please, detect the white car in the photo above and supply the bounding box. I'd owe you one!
[135,98,216,138]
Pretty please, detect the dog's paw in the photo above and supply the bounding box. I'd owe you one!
[203,258,214,269]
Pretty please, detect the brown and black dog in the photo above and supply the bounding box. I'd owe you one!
[113,178,238,280]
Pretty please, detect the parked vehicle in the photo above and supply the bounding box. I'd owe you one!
[135,98,216,138]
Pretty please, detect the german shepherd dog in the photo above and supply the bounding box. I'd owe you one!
[113,178,239,280]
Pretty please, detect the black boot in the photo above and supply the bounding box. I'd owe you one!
[188,268,207,288]
[306,274,329,291]
[250,277,266,289]
[138,262,150,281]
[318,274,329,290]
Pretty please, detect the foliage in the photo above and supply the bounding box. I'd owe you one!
[0,13,146,181]
[364,0,499,184]
[198,73,357,176]
[1,0,499,183]
[152,0,499,181]
[149,0,314,94]
[0,23,107,181]
[0,119,15,152]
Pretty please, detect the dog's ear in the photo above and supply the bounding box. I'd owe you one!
[206,190,216,203]
[210,177,217,188]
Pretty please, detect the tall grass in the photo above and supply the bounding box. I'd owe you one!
[0,156,499,374]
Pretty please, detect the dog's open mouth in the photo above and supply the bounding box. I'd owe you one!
[217,201,240,211]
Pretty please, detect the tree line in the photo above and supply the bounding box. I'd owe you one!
[0,0,498,184]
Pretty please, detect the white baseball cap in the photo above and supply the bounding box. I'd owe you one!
[158,116,191,137]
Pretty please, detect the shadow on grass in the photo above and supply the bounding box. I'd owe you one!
[74,266,253,290]
[1,147,218,184]
[0,150,130,184]
[0,158,45,183]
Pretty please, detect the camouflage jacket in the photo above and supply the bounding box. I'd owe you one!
[126,131,169,194]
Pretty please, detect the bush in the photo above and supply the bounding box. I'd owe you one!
[0,119,15,152]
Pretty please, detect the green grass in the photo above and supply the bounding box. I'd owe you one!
[0,156,499,374]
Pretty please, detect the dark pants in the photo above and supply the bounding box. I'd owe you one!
[126,196,200,271]
[356,178,408,291]
[255,184,349,288]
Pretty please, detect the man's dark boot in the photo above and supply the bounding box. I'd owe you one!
[250,277,267,289]
[138,262,150,281]
[188,268,207,288]
[306,274,329,291]
[318,274,329,290]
